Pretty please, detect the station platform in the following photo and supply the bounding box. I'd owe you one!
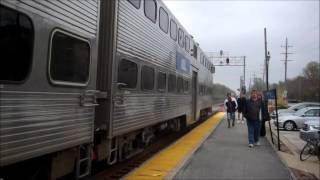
[125,113,292,180]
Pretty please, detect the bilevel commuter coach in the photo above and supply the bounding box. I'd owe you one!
[0,0,216,179]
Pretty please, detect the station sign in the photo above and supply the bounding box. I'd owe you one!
[263,89,276,100]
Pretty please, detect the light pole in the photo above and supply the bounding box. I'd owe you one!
[266,51,270,90]
[243,56,246,94]
[264,28,274,145]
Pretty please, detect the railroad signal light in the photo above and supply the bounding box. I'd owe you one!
[211,66,215,74]
[226,58,229,64]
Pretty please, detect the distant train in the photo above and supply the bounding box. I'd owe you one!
[0,0,215,179]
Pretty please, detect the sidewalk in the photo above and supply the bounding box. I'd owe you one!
[265,121,320,179]
[175,117,292,180]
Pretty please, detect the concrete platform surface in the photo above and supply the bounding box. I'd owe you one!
[124,112,224,180]
[175,117,292,180]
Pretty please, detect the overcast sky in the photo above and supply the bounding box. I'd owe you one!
[163,0,319,91]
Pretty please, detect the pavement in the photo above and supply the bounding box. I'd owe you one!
[175,117,292,180]
[124,112,225,180]
[265,120,320,179]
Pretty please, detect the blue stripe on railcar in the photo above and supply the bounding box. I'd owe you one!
[176,51,191,74]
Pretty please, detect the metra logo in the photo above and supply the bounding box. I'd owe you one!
[176,51,190,74]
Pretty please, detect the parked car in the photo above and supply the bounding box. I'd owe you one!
[299,120,320,161]
[302,119,320,131]
[271,102,320,119]
[274,107,320,131]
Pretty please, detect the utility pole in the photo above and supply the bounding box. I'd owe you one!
[281,37,293,83]
[261,64,265,83]
[264,28,270,90]
[264,28,274,145]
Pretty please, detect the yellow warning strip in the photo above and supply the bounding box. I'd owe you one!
[124,112,225,180]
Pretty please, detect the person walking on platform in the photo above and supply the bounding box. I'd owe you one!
[224,92,238,128]
[237,92,246,124]
[243,90,268,147]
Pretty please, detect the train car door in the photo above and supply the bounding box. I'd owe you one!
[93,0,117,163]
[192,71,198,121]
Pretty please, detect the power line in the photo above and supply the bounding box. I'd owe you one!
[280,37,293,83]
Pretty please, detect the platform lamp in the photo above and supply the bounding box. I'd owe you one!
[266,51,270,90]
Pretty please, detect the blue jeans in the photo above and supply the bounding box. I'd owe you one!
[227,112,235,124]
[227,112,235,120]
[246,119,261,144]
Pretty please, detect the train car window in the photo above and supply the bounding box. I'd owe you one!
[141,66,155,90]
[178,28,184,48]
[157,71,166,91]
[168,74,176,92]
[199,85,204,96]
[118,59,138,89]
[128,0,141,9]
[170,20,177,41]
[203,86,206,95]
[0,5,34,83]
[185,36,190,52]
[208,87,212,95]
[144,0,157,23]
[183,79,189,93]
[177,76,183,93]
[159,7,169,33]
[50,31,90,85]
[193,44,198,59]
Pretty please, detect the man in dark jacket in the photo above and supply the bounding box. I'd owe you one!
[224,92,238,128]
[237,92,246,124]
[243,90,268,147]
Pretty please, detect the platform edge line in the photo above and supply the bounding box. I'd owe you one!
[123,112,225,180]
[165,112,224,180]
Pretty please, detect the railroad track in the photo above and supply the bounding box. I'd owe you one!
[90,117,209,180]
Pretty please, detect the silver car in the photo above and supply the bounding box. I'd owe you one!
[302,119,320,131]
[271,102,320,119]
[274,107,320,131]
[300,119,320,146]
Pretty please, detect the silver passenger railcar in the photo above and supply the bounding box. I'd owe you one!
[0,0,215,179]
[0,0,100,179]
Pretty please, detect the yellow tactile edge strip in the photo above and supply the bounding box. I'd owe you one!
[124,112,225,180]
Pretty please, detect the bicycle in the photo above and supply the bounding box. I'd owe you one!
[299,129,320,161]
